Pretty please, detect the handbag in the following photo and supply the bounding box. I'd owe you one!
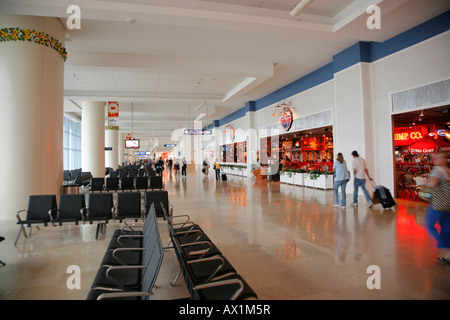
[431,178,450,212]
[418,186,433,202]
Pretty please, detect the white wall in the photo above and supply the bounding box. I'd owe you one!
[371,31,450,192]
[209,31,450,196]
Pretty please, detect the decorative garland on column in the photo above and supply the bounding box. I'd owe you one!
[0,27,68,61]
[105,126,119,130]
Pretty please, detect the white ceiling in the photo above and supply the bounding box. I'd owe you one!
[1,0,449,146]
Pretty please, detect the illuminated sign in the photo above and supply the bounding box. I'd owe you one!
[394,127,428,146]
[394,131,423,141]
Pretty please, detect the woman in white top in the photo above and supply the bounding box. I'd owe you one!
[333,153,350,208]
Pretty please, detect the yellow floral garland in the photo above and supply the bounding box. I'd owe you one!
[0,27,68,61]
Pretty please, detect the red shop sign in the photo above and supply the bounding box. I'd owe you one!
[394,127,428,146]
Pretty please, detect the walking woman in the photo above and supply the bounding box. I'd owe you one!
[214,158,221,181]
[333,153,350,209]
[425,151,450,263]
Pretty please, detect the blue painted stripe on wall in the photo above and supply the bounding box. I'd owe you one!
[213,10,449,128]
[254,62,334,112]
[370,10,450,62]
[333,42,371,74]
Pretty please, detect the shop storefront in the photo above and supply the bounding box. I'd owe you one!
[260,125,334,188]
[393,106,450,200]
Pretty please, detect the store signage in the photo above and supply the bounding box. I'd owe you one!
[184,129,212,135]
[226,127,236,143]
[280,109,293,132]
[164,144,178,147]
[395,131,423,140]
[394,127,428,146]
[107,101,119,128]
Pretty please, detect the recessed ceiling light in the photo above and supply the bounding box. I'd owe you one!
[126,18,137,24]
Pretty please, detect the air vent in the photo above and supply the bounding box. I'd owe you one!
[392,79,450,113]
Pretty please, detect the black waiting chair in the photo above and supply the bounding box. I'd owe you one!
[119,170,128,178]
[84,193,115,239]
[15,195,57,245]
[105,177,120,192]
[116,192,143,222]
[144,190,168,219]
[90,177,105,193]
[169,223,257,300]
[101,213,155,266]
[138,170,146,177]
[136,177,149,191]
[149,176,163,190]
[52,194,86,226]
[87,205,164,300]
[121,177,135,191]
[129,170,138,178]
[0,236,6,266]
[64,170,71,181]
[109,171,119,178]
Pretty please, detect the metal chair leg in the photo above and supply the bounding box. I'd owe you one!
[170,270,182,287]
[14,225,28,245]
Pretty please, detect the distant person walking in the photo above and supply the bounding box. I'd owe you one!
[214,159,221,181]
[202,159,209,175]
[351,151,374,208]
[181,157,187,177]
[333,153,350,209]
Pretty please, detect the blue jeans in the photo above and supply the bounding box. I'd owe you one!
[353,178,371,204]
[334,180,347,206]
[215,169,220,180]
[426,205,450,249]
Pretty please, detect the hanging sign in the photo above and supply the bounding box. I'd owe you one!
[280,109,293,132]
[184,129,212,135]
[107,101,119,128]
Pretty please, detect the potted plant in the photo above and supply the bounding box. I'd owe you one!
[280,168,294,184]
[293,168,307,186]
[305,169,333,189]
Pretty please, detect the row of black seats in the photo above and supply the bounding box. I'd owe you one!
[63,171,93,186]
[166,206,258,300]
[86,204,164,300]
[86,201,258,300]
[15,190,169,244]
[90,176,163,193]
[109,168,157,178]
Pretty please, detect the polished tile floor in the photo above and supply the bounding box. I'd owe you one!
[1,167,449,300]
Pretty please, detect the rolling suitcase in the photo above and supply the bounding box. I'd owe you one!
[221,173,227,181]
[371,181,396,209]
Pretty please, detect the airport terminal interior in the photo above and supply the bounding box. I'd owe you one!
[1,169,450,300]
[0,0,450,301]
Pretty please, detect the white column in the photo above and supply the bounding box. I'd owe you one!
[333,63,374,195]
[245,111,257,177]
[118,132,125,166]
[105,127,119,169]
[82,101,106,177]
[0,14,65,220]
